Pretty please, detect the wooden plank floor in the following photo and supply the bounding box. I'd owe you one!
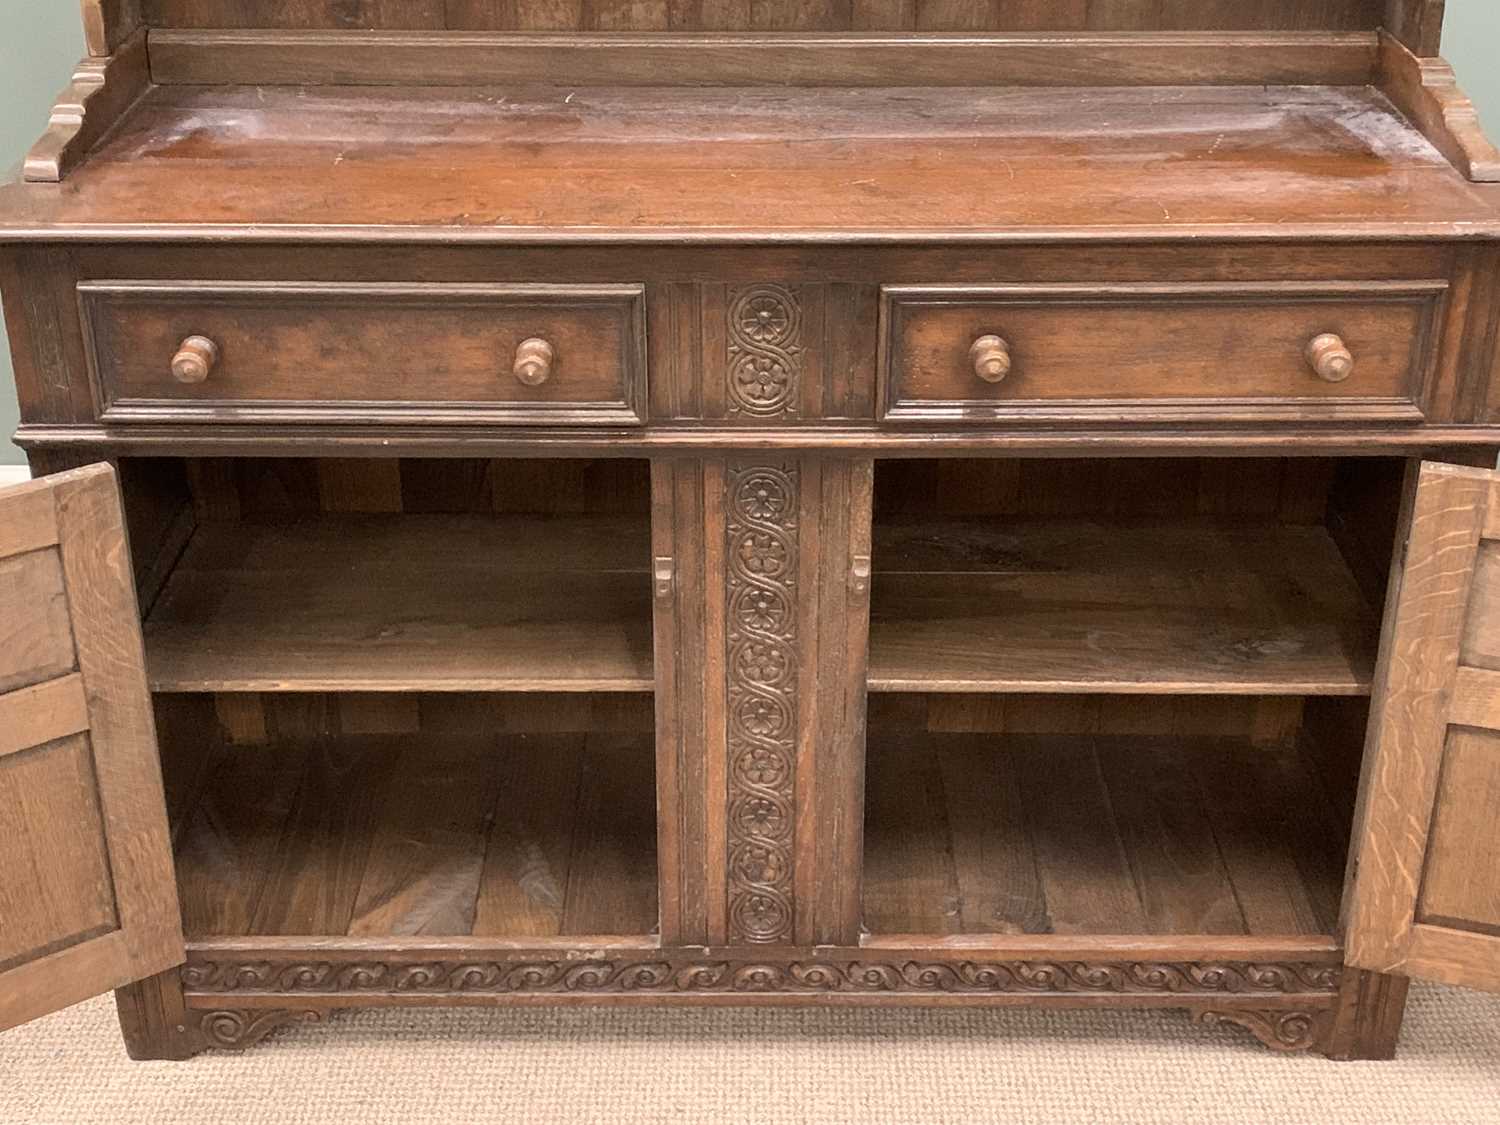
[172,733,659,938]
[144,514,655,693]
[869,520,1379,695]
[862,733,1349,937]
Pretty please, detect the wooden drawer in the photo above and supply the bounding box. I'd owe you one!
[79,281,648,425]
[879,282,1449,425]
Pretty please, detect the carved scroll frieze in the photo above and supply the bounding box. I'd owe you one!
[724,462,800,944]
[183,958,1340,999]
[727,285,803,419]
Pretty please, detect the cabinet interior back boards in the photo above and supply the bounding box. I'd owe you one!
[4,0,1500,1061]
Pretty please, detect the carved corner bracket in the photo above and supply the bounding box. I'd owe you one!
[1195,1007,1332,1053]
[185,1008,329,1053]
[1378,31,1500,183]
[24,31,150,184]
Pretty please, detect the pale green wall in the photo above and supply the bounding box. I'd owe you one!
[1,2,1498,464]
[1445,0,1500,137]
[1,4,83,464]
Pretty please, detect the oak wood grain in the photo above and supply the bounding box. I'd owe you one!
[50,464,183,951]
[0,734,117,970]
[0,675,91,758]
[1445,664,1500,727]
[1417,727,1500,935]
[0,475,61,558]
[1404,924,1500,991]
[0,549,77,695]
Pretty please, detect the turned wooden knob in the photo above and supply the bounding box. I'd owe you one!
[171,336,220,384]
[1306,333,1355,383]
[513,337,555,387]
[970,335,1012,384]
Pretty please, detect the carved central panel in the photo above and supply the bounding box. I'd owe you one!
[725,461,800,944]
[727,285,803,419]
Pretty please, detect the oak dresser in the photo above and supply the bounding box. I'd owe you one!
[3,0,1500,1062]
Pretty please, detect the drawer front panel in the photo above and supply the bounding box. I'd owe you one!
[880,282,1448,425]
[80,281,648,425]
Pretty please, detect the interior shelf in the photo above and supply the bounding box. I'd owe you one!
[143,514,655,693]
[863,732,1348,938]
[171,732,659,939]
[868,520,1379,696]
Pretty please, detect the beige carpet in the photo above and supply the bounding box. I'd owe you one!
[3,985,1498,1124]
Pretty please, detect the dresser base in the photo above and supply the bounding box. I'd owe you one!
[110,942,1409,1061]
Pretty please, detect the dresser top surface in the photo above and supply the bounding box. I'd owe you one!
[2,81,1495,242]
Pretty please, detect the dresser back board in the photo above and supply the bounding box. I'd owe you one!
[139,1,1384,31]
[82,1,1450,53]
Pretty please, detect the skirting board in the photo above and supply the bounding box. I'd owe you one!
[0,465,33,486]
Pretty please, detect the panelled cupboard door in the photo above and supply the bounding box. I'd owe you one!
[0,464,183,1031]
[1346,461,1500,993]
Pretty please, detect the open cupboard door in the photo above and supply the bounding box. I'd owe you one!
[0,464,183,1031]
[1346,461,1500,994]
